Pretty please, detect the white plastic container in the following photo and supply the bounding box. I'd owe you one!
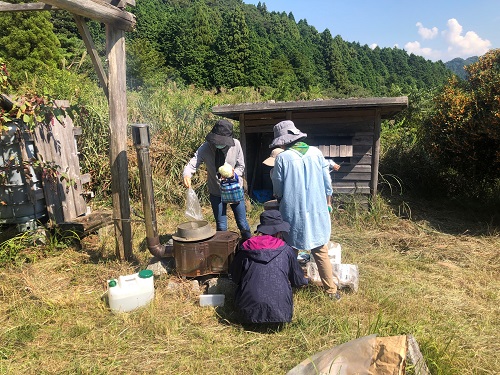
[199,294,225,307]
[107,270,155,313]
[328,242,342,265]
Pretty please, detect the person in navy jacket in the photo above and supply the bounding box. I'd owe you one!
[230,210,308,323]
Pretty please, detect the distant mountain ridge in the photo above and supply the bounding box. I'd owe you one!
[445,56,479,79]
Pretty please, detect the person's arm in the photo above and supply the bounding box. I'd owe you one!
[327,194,333,213]
[288,248,308,287]
[271,155,284,199]
[183,146,205,188]
[233,141,245,178]
[229,251,244,285]
[322,155,334,212]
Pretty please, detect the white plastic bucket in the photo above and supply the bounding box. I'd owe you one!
[107,270,154,313]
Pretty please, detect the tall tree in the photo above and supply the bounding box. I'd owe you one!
[425,49,500,190]
[0,11,62,84]
[212,6,250,88]
[171,0,221,87]
[320,31,348,91]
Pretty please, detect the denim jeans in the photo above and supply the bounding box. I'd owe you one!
[209,194,251,239]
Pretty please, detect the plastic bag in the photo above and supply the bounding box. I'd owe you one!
[306,245,359,292]
[332,263,359,292]
[185,188,203,221]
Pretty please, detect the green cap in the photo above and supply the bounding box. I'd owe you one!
[138,269,153,278]
[108,279,117,287]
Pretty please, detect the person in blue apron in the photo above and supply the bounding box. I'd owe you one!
[269,120,341,301]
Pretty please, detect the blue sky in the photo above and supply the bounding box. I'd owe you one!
[243,0,499,62]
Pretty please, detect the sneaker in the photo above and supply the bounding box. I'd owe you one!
[327,291,341,301]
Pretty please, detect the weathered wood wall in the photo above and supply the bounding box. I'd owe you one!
[33,100,90,225]
[242,109,376,196]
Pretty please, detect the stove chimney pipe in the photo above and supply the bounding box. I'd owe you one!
[131,123,168,258]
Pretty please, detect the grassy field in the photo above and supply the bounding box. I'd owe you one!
[0,195,499,375]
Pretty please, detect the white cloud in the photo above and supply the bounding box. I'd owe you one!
[406,18,491,61]
[369,43,378,49]
[416,22,438,40]
[442,18,491,57]
[404,41,441,60]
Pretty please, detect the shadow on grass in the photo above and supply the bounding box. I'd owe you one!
[380,190,500,237]
[215,302,287,333]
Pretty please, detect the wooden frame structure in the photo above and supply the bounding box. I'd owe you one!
[0,0,136,260]
[212,97,408,201]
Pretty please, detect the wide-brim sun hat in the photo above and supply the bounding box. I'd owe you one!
[205,119,235,147]
[269,120,307,148]
[172,220,216,242]
[256,210,290,235]
[262,147,284,167]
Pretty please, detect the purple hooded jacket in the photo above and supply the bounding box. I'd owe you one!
[229,235,308,323]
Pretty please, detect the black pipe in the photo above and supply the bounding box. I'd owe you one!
[131,123,169,258]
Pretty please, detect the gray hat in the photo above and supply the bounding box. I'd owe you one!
[269,120,307,148]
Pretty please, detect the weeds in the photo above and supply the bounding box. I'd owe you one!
[0,226,78,267]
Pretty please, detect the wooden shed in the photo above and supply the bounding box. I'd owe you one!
[212,97,408,201]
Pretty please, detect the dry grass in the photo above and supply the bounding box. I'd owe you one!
[0,198,499,374]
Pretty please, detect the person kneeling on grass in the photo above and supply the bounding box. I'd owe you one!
[229,210,308,324]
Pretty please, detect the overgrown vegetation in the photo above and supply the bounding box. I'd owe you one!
[380,49,500,213]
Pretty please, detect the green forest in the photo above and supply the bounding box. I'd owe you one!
[0,0,499,211]
[2,0,453,97]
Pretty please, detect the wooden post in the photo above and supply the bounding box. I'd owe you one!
[106,25,132,260]
[370,108,381,201]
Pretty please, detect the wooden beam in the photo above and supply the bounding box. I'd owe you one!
[73,15,109,99]
[106,25,132,260]
[0,1,136,12]
[40,0,136,31]
[0,1,57,11]
[106,0,135,7]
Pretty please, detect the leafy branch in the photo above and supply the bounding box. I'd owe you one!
[1,58,78,131]
[1,59,79,199]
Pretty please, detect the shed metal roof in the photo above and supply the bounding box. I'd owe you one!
[212,96,408,120]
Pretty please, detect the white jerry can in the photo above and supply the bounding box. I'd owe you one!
[107,270,155,313]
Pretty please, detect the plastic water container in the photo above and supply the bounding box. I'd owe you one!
[107,270,155,312]
[199,294,225,307]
